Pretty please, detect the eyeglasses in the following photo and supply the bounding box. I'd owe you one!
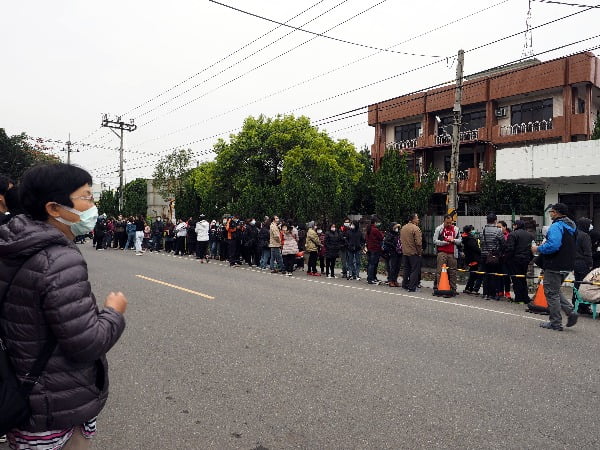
[70,195,95,202]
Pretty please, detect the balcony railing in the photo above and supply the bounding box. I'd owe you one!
[386,138,420,150]
[435,129,480,145]
[499,119,553,136]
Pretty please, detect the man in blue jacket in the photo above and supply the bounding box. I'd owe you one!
[532,203,578,331]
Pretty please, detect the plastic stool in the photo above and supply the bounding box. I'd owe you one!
[573,286,598,320]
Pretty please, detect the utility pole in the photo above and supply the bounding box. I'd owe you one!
[65,133,72,164]
[447,49,464,219]
[101,114,137,212]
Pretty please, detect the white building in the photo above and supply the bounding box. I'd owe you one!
[496,139,600,224]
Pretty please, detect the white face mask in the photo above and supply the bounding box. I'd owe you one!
[590,224,594,231]
[55,204,99,236]
[250,220,256,226]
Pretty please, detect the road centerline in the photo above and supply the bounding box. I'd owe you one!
[135,274,215,300]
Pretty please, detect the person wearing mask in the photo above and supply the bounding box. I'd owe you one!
[504,220,534,304]
[163,219,175,253]
[339,218,351,278]
[0,163,126,449]
[195,214,210,262]
[281,222,299,276]
[208,220,220,259]
[461,225,482,295]
[304,221,320,276]
[497,220,512,299]
[531,203,578,331]
[113,214,126,249]
[296,222,307,271]
[366,218,384,285]
[346,220,365,280]
[383,223,401,287]
[151,216,164,251]
[433,214,462,296]
[317,227,327,275]
[124,216,136,251]
[324,223,343,278]
[269,215,284,273]
[173,218,188,256]
[225,215,242,266]
[480,213,504,300]
[219,217,229,260]
[572,217,593,312]
[134,214,145,256]
[258,219,271,269]
[400,213,423,292]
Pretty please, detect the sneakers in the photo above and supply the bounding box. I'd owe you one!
[313,272,321,277]
[566,312,578,327]
[286,272,293,277]
[0,435,6,443]
[540,322,564,331]
[367,280,377,285]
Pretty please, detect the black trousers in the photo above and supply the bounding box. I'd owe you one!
[326,257,336,276]
[387,253,400,282]
[509,259,530,302]
[196,241,209,258]
[308,251,318,273]
[402,255,422,290]
[283,254,296,273]
[227,239,238,264]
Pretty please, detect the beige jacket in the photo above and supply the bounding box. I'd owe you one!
[400,222,423,256]
[269,222,281,247]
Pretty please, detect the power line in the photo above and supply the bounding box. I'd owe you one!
[127,0,514,150]
[133,0,354,122]
[208,0,440,58]
[136,0,390,127]
[532,0,600,7]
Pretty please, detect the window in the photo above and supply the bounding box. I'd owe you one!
[394,122,421,142]
[511,98,553,125]
[437,110,486,135]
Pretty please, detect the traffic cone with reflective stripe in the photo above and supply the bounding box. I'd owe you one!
[434,264,454,297]
[527,279,549,314]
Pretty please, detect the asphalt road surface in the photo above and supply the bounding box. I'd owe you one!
[80,245,600,449]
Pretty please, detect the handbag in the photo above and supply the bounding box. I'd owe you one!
[0,253,56,435]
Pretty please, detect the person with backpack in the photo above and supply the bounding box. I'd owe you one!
[505,220,534,304]
[479,213,504,300]
[345,220,365,280]
[383,222,402,287]
[324,223,343,278]
[0,163,126,449]
[151,216,165,251]
[531,203,578,331]
[572,217,593,312]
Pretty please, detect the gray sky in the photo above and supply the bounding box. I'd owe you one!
[2,0,598,187]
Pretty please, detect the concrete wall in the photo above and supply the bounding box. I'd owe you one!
[146,179,172,220]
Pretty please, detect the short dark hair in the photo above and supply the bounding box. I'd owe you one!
[486,213,497,223]
[0,174,13,195]
[443,214,453,221]
[19,164,93,221]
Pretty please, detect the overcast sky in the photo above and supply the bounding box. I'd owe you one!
[2,0,598,187]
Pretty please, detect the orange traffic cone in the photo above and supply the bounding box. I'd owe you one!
[434,264,454,297]
[527,280,549,314]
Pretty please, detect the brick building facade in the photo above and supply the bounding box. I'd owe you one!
[367,51,600,210]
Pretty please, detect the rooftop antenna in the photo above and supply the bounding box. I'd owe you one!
[522,0,534,59]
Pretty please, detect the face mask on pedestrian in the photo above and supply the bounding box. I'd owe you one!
[250,220,256,226]
[317,229,322,234]
[344,222,350,227]
[55,204,99,236]
[331,227,336,232]
[282,226,288,231]
[590,225,594,231]
[350,224,355,230]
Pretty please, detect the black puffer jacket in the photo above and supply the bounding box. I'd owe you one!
[0,215,126,431]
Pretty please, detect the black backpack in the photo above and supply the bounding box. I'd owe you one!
[0,252,56,434]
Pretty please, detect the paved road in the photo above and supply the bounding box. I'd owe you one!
[81,245,599,449]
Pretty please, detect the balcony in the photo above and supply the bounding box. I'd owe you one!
[432,168,483,194]
[434,128,483,145]
[386,136,425,150]
[494,116,564,144]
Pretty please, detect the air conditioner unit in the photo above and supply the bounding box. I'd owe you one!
[495,107,507,118]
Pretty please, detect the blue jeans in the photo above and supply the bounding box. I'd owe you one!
[347,250,361,278]
[367,251,380,282]
[270,247,284,270]
[260,248,270,269]
[125,231,136,249]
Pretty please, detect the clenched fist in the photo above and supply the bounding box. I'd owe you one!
[104,291,128,314]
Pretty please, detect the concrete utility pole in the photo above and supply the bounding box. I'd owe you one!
[101,114,137,212]
[65,133,72,164]
[447,49,464,219]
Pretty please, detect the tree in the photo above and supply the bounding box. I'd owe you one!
[350,146,376,215]
[478,165,545,215]
[592,112,600,140]
[188,161,221,219]
[152,148,193,202]
[211,114,330,217]
[0,129,60,180]
[121,178,148,217]
[281,139,363,224]
[98,190,118,217]
[373,149,437,225]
